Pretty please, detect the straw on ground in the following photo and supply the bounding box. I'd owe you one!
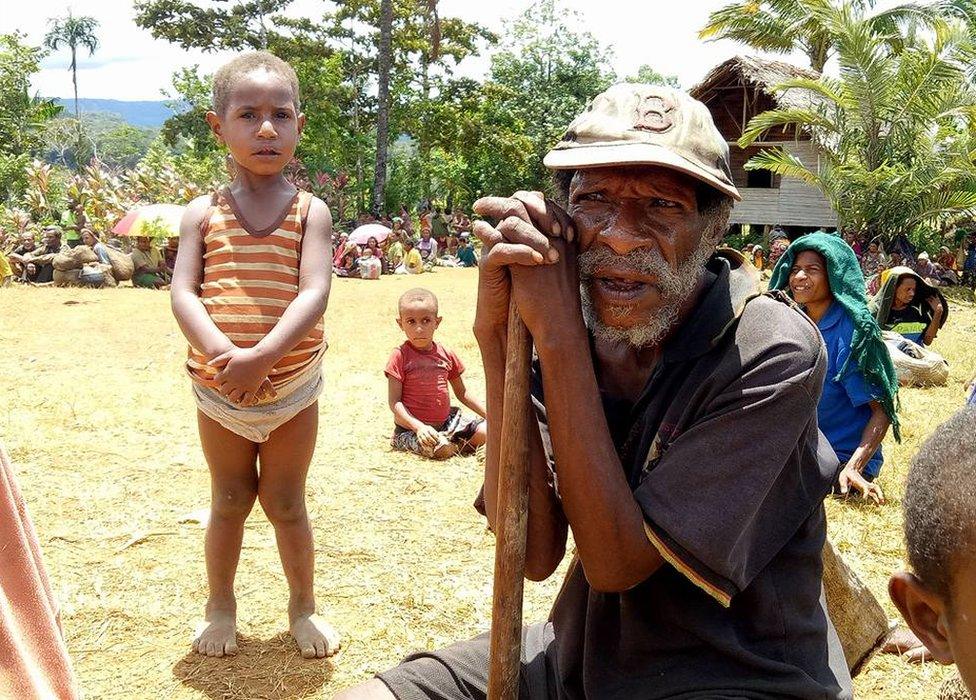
[1,271,973,699]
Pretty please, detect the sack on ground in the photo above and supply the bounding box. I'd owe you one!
[104,245,134,281]
[53,246,99,271]
[52,268,82,287]
[52,253,77,271]
[68,246,98,265]
[883,331,949,387]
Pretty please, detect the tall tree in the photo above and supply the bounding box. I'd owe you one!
[738,4,976,240]
[485,0,615,195]
[373,0,394,215]
[330,0,493,206]
[43,9,99,146]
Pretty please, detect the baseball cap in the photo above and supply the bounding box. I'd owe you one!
[544,83,741,201]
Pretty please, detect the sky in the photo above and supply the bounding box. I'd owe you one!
[2,0,806,101]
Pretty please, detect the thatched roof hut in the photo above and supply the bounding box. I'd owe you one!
[691,56,837,229]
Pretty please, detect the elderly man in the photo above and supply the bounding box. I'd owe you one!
[7,233,37,281]
[338,85,851,699]
[14,228,66,284]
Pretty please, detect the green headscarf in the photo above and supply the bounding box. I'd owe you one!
[868,265,949,334]
[769,232,900,441]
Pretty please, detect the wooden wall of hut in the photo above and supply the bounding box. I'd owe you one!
[730,141,837,227]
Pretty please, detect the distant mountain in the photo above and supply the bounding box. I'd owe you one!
[51,99,175,128]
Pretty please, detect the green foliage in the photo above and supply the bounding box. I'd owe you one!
[43,11,99,61]
[626,65,681,88]
[122,137,221,205]
[42,112,158,169]
[133,0,290,52]
[161,66,217,157]
[21,159,72,222]
[0,33,63,200]
[0,153,31,202]
[97,122,159,169]
[739,4,976,243]
[43,8,100,135]
[700,0,955,72]
[481,0,616,197]
[4,0,682,225]
[73,160,127,235]
[138,216,175,240]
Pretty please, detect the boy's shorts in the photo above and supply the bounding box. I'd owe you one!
[193,369,323,443]
[391,407,483,457]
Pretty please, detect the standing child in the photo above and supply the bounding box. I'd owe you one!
[170,51,339,660]
[385,288,487,459]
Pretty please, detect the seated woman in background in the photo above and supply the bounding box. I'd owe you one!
[363,236,385,274]
[751,245,765,271]
[914,252,937,280]
[870,266,947,346]
[81,229,111,265]
[130,235,168,289]
[937,246,957,271]
[334,241,361,278]
[860,240,887,279]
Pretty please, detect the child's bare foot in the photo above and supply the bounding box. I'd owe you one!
[289,612,341,659]
[192,607,239,657]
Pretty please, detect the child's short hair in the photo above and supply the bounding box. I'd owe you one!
[903,407,976,598]
[213,51,301,115]
[398,288,438,315]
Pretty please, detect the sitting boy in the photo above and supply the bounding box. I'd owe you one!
[889,407,976,694]
[385,288,487,459]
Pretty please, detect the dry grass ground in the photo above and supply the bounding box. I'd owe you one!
[0,269,973,699]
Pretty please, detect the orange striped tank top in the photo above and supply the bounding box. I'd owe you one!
[186,187,326,393]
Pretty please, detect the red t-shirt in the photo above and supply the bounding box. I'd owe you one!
[384,341,465,425]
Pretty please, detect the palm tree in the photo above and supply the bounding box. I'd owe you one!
[738,3,976,241]
[700,0,950,72]
[44,9,100,149]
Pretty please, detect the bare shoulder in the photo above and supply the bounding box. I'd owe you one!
[305,195,333,236]
[179,194,214,239]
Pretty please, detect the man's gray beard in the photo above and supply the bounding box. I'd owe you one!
[578,236,715,349]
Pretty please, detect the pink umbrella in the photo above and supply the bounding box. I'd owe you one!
[349,223,391,246]
[112,203,186,237]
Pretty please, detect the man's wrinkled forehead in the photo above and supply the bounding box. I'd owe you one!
[569,166,699,204]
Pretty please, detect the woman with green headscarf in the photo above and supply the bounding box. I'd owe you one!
[869,266,947,347]
[769,233,900,501]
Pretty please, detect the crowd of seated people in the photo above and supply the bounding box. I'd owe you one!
[330,205,479,279]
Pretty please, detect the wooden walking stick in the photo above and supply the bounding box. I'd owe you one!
[487,300,534,700]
